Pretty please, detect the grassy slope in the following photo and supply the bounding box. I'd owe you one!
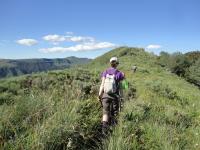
[0,47,200,150]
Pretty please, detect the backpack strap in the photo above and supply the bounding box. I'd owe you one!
[114,69,119,81]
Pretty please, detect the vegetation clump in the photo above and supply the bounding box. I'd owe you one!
[157,51,200,87]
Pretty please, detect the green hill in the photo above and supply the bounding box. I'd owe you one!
[0,47,200,150]
[0,57,91,79]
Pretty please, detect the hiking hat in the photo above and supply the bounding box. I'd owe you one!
[110,57,119,63]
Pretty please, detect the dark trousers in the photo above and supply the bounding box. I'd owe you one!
[102,97,119,124]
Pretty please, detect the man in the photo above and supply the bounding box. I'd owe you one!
[98,57,125,134]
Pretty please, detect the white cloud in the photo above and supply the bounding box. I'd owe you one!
[43,34,95,44]
[15,33,117,54]
[146,44,161,49]
[43,34,66,42]
[16,39,38,46]
[39,42,116,53]
[69,36,95,42]
[66,31,74,35]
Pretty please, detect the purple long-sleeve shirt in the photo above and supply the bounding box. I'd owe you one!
[101,67,125,81]
[101,67,125,99]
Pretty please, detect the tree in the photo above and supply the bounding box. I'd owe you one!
[185,59,200,87]
[169,53,191,77]
[157,51,170,67]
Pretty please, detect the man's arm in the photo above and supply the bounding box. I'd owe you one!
[99,77,105,98]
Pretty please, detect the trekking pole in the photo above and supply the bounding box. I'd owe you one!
[118,97,121,112]
[98,96,103,108]
[118,89,122,112]
[118,94,123,112]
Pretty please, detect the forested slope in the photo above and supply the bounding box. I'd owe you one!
[0,57,91,78]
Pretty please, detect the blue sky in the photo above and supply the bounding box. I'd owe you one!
[0,0,200,59]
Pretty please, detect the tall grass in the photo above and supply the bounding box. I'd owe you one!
[0,47,199,149]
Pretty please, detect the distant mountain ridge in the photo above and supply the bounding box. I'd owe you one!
[0,56,91,78]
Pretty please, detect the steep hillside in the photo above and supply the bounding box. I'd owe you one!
[0,57,91,79]
[0,47,200,150]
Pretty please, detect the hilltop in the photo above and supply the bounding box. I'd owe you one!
[0,47,200,150]
[0,56,91,79]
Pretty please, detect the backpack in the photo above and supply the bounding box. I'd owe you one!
[103,70,118,94]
